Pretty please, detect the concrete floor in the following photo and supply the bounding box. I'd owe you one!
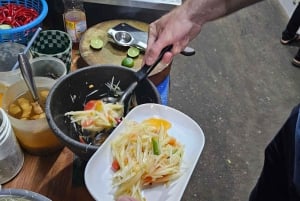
[167,0,300,200]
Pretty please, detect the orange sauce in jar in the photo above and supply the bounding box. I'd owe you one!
[13,126,63,155]
[0,93,3,108]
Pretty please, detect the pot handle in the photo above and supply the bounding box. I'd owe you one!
[181,46,196,56]
[135,45,173,81]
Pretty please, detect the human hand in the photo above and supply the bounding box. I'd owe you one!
[144,2,202,66]
[116,195,138,201]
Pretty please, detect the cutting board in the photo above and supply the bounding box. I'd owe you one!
[79,19,170,84]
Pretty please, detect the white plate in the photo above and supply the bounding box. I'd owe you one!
[84,103,205,201]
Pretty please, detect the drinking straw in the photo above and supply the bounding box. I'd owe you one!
[12,27,42,70]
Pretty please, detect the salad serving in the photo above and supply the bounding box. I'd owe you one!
[110,118,184,201]
[65,99,124,145]
[65,77,129,145]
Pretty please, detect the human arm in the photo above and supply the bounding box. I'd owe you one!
[144,0,263,65]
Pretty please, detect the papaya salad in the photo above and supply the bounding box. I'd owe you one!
[65,100,124,145]
[65,77,127,145]
[111,118,184,201]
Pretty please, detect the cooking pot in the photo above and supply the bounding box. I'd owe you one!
[45,65,161,160]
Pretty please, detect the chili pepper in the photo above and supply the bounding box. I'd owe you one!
[0,3,38,28]
[152,137,160,155]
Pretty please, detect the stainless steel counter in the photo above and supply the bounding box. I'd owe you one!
[83,0,181,10]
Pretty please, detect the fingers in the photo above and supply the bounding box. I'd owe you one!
[161,52,173,67]
[145,24,167,65]
[145,11,194,66]
[147,23,157,52]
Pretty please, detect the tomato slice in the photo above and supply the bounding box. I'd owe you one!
[111,159,120,171]
[81,119,94,127]
[84,100,97,110]
[84,100,103,111]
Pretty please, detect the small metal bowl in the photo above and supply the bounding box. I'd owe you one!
[0,188,51,201]
[113,31,133,46]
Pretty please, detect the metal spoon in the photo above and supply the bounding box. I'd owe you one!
[103,45,173,114]
[18,53,43,114]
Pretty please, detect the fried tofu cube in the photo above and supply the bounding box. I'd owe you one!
[17,97,32,119]
[40,90,49,101]
[8,103,22,115]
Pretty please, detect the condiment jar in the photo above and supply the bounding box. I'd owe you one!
[63,0,87,49]
[0,108,24,184]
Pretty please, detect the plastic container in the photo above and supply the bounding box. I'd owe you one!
[30,56,67,80]
[0,108,24,184]
[0,188,51,201]
[30,30,73,72]
[63,0,87,48]
[0,0,48,44]
[0,42,33,86]
[0,82,7,108]
[2,77,64,156]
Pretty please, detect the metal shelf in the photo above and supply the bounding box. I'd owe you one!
[83,0,182,10]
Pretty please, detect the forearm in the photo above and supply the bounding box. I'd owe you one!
[144,0,263,65]
[183,0,263,26]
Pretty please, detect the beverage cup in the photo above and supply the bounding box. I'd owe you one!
[30,56,67,80]
[30,30,72,73]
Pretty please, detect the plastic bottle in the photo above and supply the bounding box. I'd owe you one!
[63,0,87,49]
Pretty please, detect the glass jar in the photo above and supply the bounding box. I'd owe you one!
[63,0,87,49]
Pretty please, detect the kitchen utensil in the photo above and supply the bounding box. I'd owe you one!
[18,53,43,114]
[45,65,161,160]
[108,23,195,56]
[0,188,51,201]
[103,45,172,114]
[12,27,42,71]
[0,0,48,44]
